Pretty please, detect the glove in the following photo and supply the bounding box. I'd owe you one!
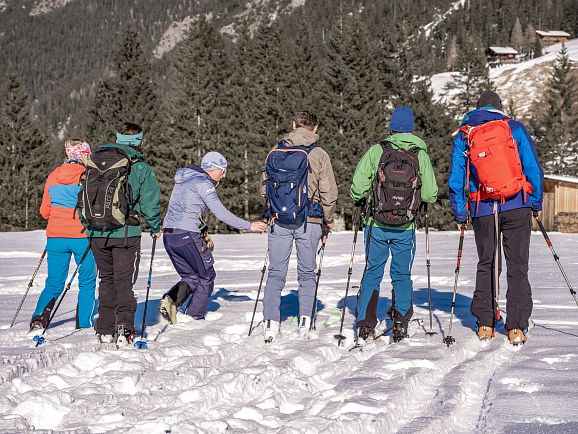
[352,198,367,226]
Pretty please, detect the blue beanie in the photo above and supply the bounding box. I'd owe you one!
[390,106,414,133]
[201,151,228,172]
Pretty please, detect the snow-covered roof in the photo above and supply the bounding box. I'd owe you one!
[536,30,571,38]
[544,174,578,185]
[488,46,518,55]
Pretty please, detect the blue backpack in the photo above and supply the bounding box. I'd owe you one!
[264,141,322,227]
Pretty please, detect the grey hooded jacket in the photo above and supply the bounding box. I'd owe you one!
[163,165,250,233]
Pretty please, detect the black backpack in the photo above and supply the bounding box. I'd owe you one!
[370,141,422,226]
[77,147,139,232]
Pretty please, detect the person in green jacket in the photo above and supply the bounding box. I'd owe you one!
[350,106,438,344]
[89,122,162,345]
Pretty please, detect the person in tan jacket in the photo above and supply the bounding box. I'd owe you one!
[261,111,338,342]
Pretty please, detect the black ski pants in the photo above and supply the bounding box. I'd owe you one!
[91,237,141,334]
[472,207,532,331]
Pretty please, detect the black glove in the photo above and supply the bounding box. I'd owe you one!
[352,198,367,226]
[354,197,367,208]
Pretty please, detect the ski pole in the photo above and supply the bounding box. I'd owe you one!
[443,224,465,347]
[309,240,327,332]
[34,243,92,347]
[11,249,47,328]
[334,221,360,346]
[135,236,157,349]
[424,205,436,336]
[534,211,578,307]
[493,201,501,322]
[248,248,269,336]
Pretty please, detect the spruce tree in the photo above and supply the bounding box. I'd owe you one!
[0,70,48,230]
[444,36,493,118]
[87,27,160,145]
[533,44,578,175]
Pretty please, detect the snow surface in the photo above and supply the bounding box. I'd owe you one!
[2,230,578,432]
[29,0,74,17]
[432,38,578,115]
[421,0,466,38]
[153,15,204,59]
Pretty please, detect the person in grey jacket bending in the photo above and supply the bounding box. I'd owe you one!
[160,151,267,323]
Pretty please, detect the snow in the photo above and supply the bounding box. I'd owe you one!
[488,46,518,55]
[2,229,578,431]
[544,174,578,185]
[536,30,572,38]
[422,0,466,38]
[432,38,578,115]
[29,0,74,17]
[153,14,214,59]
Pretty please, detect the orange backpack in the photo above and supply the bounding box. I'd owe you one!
[461,119,532,209]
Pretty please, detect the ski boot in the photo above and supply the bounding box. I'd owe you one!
[357,325,376,343]
[298,316,312,338]
[392,319,409,343]
[116,325,135,347]
[263,319,280,343]
[28,319,44,334]
[159,296,178,324]
[476,324,495,342]
[507,328,528,347]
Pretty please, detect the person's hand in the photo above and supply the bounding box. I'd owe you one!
[250,221,268,232]
[151,231,162,238]
[322,222,333,244]
[533,210,542,219]
[456,222,467,231]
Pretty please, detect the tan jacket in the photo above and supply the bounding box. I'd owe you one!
[262,127,338,224]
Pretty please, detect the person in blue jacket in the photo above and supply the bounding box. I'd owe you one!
[160,151,267,323]
[448,90,543,345]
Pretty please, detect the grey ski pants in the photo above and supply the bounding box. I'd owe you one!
[262,223,322,322]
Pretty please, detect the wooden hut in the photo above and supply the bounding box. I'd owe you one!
[535,30,571,47]
[538,175,578,232]
[486,46,519,67]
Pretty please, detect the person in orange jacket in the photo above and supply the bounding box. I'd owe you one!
[30,140,97,331]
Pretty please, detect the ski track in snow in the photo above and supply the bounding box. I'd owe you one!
[1,231,578,432]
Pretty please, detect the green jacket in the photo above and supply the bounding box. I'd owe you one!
[350,133,438,230]
[88,143,161,238]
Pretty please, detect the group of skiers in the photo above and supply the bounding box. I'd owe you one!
[28,89,543,348]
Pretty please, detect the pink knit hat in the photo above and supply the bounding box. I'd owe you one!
[65,140,91,161]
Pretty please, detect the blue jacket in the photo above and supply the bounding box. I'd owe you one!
[448,107,544,222]
[163,165,251,233]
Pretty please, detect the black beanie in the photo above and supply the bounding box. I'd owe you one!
[476,90,503,111]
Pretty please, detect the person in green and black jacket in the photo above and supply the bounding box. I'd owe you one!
[350,106,438,344]
[90,122,161,345]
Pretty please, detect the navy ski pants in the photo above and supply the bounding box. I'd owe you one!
[163,230,215,320]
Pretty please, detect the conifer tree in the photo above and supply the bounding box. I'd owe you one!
[533,44,578,175]
[444,36,493,118]
[87,27,159,145]
[0,70,48,230]
[510,17,524,53]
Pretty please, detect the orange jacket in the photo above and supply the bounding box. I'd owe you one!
[40,163,86,238]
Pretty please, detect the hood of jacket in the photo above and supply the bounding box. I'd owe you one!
[53,162,85,184]
[282,127,319,148]
[460,106,508,127]
[174,164,217,185]
[99,143,144,160]
[386,133,427,151]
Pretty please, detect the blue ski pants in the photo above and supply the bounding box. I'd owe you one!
[32,237,96,328]
[356,226,416,329]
